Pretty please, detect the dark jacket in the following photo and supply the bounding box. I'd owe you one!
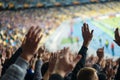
[1,47,22,76]
[0,57,29,80]
[67,46,88,80]
[49,74,64,80]
[115,62,120,80]
[33,59,43,80]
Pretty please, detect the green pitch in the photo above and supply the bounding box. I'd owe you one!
[91,17,120,39]
[61,17,120,44]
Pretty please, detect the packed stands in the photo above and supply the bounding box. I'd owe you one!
[0,1,120,80]
[0,1,120,52]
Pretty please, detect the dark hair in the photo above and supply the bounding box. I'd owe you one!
[98,72,106,80]
[77,67,98,80]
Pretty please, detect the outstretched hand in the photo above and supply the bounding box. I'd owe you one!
[37,47,45,59]
[53,48,82,77]
[48,53,58,73]
[82,23,94,47]
[114,28,120,46]
[21,26,43,62]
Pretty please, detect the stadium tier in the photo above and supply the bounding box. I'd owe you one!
[0,0,120,9]
[0,1,120,57]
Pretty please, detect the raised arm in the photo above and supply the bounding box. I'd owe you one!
[71,23,94,80]
[0,26,43,80]
[114,28,120,80]
[33,47,44,80]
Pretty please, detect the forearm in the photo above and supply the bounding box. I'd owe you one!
[33,59,43,80]
[43,70,50,80]
[1,47,22,75]
[0,57,29,80]
[78,45,88,65]
[71,45,88,79]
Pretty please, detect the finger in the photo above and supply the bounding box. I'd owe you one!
[26,26,34,38]
[69,54,73,62]
[114,40,119,45]
[32,27,39,38]
[36,34,43,44]
[34,26,39,32]
[86,24,90,32]
[82,26,84,33]
[83,23,86,27]
[34,28,42,40]
[49,53,53,62]
[115,28,119,39]
[113,40,116,43]
[58,51,62,58]
[54,53,57,60]
[64,47,69,55]
[53,53,55,59]
[83,23,87,31]
[21,37,26,47]
[52,53,55,59]
[115,28,119,34]
[91,30,94,35]
[36,28,42,35]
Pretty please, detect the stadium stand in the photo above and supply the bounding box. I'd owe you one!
[0,1,120,80]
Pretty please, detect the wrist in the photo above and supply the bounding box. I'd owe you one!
[21,53,33,62]
[83,41,90,47]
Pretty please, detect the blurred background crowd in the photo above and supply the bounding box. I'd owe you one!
[0,0,120,80]
[0,1,120,53]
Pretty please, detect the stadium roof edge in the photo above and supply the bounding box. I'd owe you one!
[0,0,120,11]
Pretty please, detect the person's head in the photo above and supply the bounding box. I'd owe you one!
[97,47,104,58]
[77,67,98,80]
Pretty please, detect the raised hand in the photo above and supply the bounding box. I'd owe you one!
[21,26,43,62]
[53,48,82,77]
[114,28,120,46]
[37,47,45,59]
[48,53,58,73]
[82,23,94,47]
[43,52,60,80]
[106,68,114,80]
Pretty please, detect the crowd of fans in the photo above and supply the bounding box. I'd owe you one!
[0,1,120,53]
[0,23,120,80]
[0,1,120,80]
